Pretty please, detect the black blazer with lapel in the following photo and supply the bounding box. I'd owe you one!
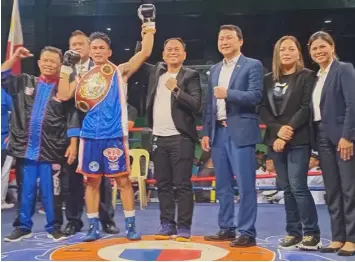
[140,62,202,142]
[310,60,355,150]
[259,68,316,146]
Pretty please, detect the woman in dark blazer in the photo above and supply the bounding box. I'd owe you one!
[308,31,355,256]
[259,36,321,250]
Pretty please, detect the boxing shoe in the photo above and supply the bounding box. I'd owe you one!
[125,217,141,240]
[82,218,100,242]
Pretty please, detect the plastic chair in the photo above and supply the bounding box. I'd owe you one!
[129,149,150,210]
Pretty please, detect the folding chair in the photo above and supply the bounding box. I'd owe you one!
[129,149,150,210]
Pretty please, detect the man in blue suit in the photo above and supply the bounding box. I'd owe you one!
[201,25,264,247]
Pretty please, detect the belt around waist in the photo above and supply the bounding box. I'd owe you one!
[216,120,227,127]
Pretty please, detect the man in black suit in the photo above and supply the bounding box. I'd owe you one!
[61,30,119,235]
[135,38,202,241]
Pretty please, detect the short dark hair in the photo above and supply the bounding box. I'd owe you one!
[219,25,243,40]
[70,30,88,38]
[40,46,63,61]
[89,32,111,48]
[164,37,186,50]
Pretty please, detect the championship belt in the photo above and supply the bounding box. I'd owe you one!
[75,62,116,112]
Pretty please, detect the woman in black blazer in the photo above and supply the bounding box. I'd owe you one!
[308,31,355,256]
[259,36,321,250]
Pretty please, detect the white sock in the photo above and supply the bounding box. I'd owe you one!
[124,210,135,218]
[87,213,99,219]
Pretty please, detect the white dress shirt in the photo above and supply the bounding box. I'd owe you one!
[75,58,91,77]
[216,54,241,120]
[312,60,333,121]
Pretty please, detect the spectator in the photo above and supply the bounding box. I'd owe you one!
[256,157,276,203]
[255,150,266,170]
[195,152,214,203]
[307,151,325,205]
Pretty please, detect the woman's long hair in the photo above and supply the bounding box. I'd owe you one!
[272,36,304,81]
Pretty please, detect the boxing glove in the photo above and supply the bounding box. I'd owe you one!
[138,4,156,29]
[60,50,81,78]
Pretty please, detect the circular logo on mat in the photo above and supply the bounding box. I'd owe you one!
[89,161,100,172]
[50,236,275,261]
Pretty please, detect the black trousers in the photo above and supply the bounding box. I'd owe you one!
[12,158,62,229]
[60,160,115,229]
[316,122,355,242]
[152,134,194,229]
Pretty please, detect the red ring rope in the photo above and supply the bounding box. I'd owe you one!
[129,124,267,132]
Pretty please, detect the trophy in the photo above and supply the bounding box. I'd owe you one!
[138,4,156,29]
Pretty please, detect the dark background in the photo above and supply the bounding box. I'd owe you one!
[2,0,355,118]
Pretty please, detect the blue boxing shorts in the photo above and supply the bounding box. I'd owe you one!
[77,138,130,177]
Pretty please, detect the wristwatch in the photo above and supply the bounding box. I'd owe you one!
[173,87,179,94]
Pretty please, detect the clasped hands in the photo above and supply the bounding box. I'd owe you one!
[273,125,293,152]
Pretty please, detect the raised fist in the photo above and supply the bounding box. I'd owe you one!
[13,47,33,60]
[138,4,156,29]
[62,50,81,67]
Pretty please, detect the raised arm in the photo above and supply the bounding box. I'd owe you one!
[1,47,34,95]
[56,50,81,101]
[1,47,33,72]
[118,24,155,81]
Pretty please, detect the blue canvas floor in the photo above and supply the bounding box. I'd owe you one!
[1,203,353,261]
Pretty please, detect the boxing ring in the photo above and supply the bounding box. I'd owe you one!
[2,125,341,262]
[128,124,326,204]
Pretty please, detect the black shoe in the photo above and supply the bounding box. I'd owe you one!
[204,229,236,241]
[338,249,355,256]
[63,223,81,236]
[230,235,256,247]
[299,236,322,251]
[277,235,303,249]
[47,229,69,241]
[4,228,32,242]
[102,223,120,234]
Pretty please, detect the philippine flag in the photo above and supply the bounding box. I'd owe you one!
[6,0,23,74]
